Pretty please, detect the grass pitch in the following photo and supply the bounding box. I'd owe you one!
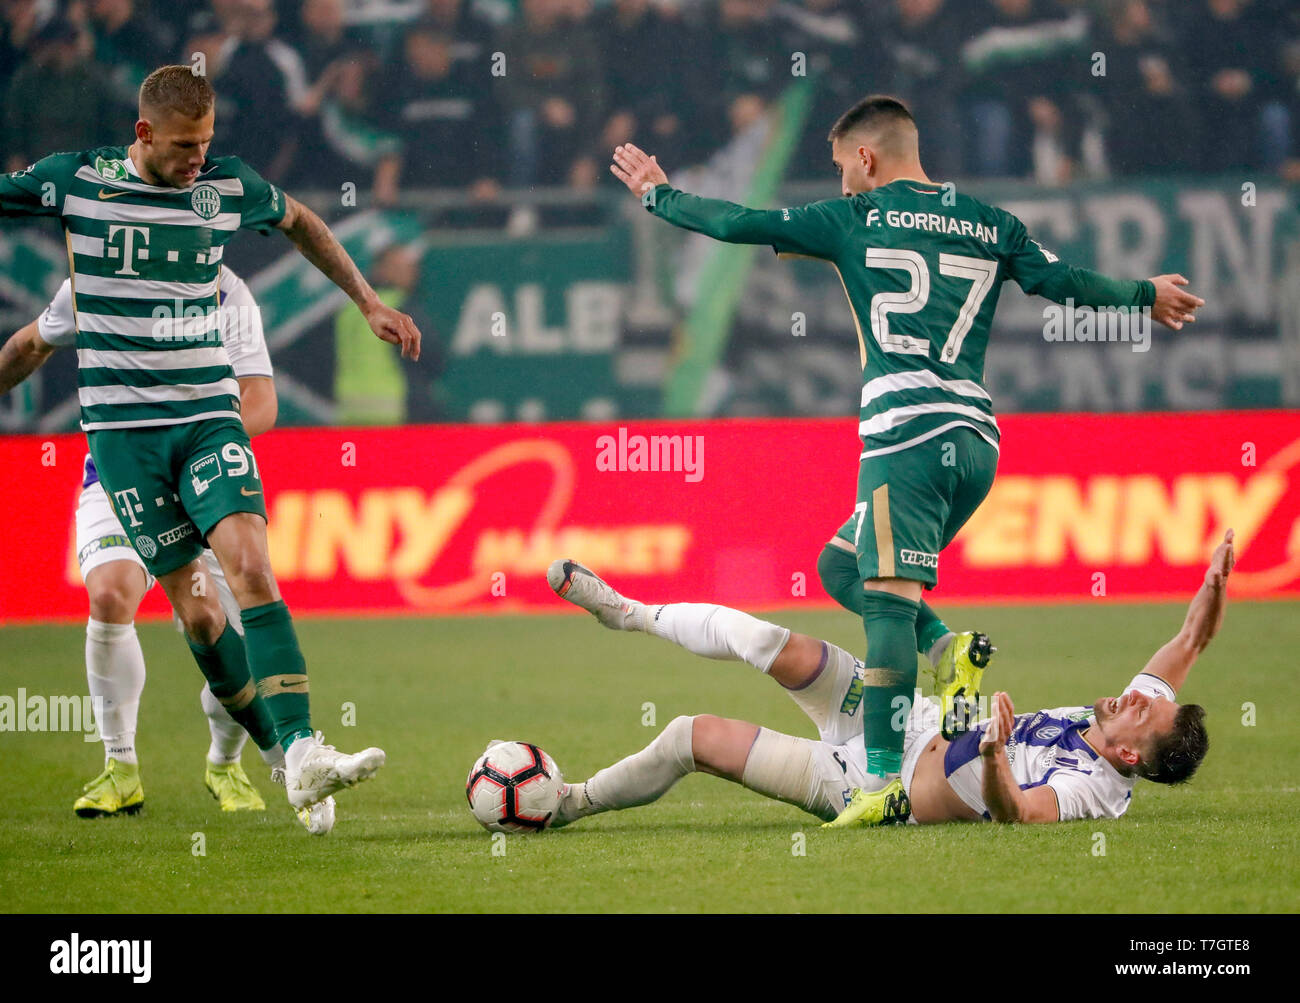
[1,601,1297,913]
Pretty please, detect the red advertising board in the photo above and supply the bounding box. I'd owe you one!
[2,411,1297,624]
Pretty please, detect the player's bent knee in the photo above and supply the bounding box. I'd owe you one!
[817,543,864,615]
[690,715,757,780]
[174,597,227,645]
[85,564,147,624]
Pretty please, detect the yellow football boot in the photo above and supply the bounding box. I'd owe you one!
[74,758,144,818]
[932,630,995,740]
[822,779,911,828]
[204,761,267,812]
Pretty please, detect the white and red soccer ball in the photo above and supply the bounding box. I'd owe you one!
[465,741,564,833]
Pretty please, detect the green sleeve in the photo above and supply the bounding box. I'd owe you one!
[233,158,288,233]
[0,153,77,218]
[646,185,851,260]
[1001,213,1154,308]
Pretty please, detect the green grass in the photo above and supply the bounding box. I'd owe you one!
[1,602,1297,913]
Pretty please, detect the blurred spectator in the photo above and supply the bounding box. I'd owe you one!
[86,0,176,109]
[371,22,501,200]
[420,0,495,54]
[702,0,787,142]
[1185,0,1273,174]
[297,0,369,95]
[881,0,970,181]
[3,18,116,172]
[961,0,1090,178]
[334,243,443,425]
[1,0,50,97]
[285,0,391,191]
[593,0,690,167]
[777,0,870,181]
[496,0,605,188]
[177,1,238,80]
[213,0,307,180]
[1093,0,1196,176]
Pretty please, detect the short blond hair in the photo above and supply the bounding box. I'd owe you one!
[139,65,215,120]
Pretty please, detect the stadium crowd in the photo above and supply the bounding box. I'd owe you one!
[2,0,1299,200]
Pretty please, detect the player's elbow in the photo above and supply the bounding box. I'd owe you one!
[16,321,53,359]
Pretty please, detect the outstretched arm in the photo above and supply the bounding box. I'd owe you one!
[276,195,421,360]
[1004,217,1203,330]
[1138,529,1234,695]
[0,320,56,395]
[610,143,848,258]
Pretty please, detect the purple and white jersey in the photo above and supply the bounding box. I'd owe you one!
[40,268,272,488]
[942,672,1177,821]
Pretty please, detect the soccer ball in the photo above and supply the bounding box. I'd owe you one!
[465,741,564,833]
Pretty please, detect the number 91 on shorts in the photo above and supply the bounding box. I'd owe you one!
[85,418,267,578]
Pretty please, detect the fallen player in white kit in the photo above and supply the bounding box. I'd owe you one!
[544,532,1226,826]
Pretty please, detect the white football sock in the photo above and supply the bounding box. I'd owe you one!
[85,619,145,766]
[641,603,790,673]
[199,683,248,765]
[742,728,835,816]
[562,715,697,822]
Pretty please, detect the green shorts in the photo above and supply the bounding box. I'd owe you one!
[841,426,999,588]
[86,418,267,578]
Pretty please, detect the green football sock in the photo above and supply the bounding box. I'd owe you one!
[860,591,921,777]
[186,623,279,752]
[818,544,950,655]
[914,599,952,660]
[239,600,312,751]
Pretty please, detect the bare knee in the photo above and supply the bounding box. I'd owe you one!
[691,715,759,780]
[207,514,278,605]
[176,600,226,645]
[223,549,276,598]
[768,632,824,689]
[85,563,147,624]
[160,567,227,644]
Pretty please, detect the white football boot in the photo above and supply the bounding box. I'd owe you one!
[271,765,336,835]
[547,559,645,631]
[283,732,385,811]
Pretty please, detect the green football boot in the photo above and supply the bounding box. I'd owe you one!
[932,630,995,740]
[821,779,911,828]
[74,758,144,818]
[204,760,267,812]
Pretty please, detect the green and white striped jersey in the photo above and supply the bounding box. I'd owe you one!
[647,180,1156,457]
[0,146,286,430]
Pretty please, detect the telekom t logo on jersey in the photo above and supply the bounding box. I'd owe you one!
[106,224,150,276]
[112,487,144,528]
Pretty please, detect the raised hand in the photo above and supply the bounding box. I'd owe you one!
[1206,528,1235,590]
[979,691,1016,758]
[610,143,669,198]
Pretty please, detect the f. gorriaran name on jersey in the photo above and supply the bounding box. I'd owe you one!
[869,208,999,245]
[0,146,285,431]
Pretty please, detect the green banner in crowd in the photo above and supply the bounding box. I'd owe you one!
[418,227,658,423]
